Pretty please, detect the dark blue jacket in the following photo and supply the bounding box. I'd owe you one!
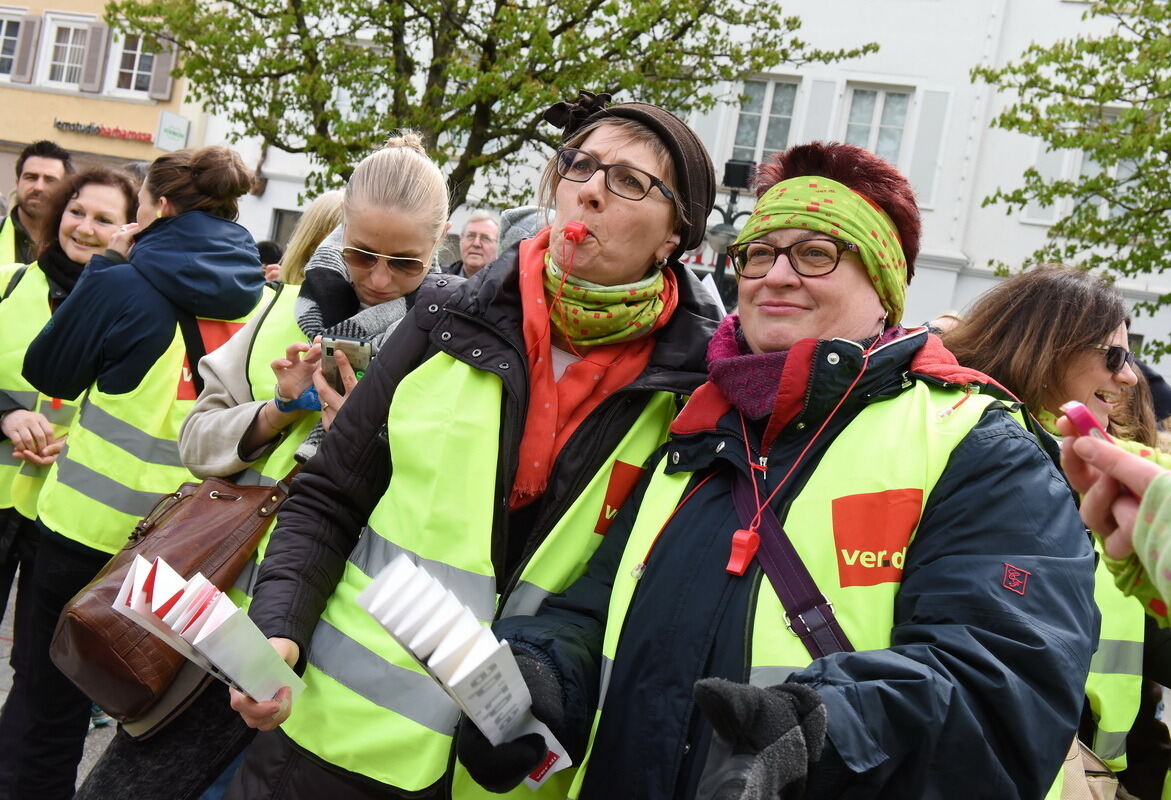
[23,211,262,398]
[495,330,1099,799]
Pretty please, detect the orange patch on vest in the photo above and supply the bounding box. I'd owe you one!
[593,460,646,535]
[177,319,247,400]
[831,489,923,587]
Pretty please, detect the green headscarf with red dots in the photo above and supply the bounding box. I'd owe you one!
[732,176,909,323]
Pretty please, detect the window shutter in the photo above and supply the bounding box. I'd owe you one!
[798,80,837,143]
[907,90,950,208]
[78,22,108,93]
[147,44,174,100]
[9,14,40,84]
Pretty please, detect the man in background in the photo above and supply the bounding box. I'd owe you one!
[443,210,498,277]
[1,141,73,265]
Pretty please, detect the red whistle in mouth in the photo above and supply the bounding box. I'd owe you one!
[563,222,589,243]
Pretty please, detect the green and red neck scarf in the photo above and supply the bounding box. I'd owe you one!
[510,227,678,509]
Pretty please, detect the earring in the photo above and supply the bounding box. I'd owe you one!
[654,257,668,269]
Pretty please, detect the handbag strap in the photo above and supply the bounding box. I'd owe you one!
[730,469,854,659]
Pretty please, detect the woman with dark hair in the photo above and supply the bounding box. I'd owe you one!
[0,168,136,796]
[0,146,264,799]
[459,142,1098,799]
[222,91,723,799]
[944,266,1168,799]
[0,168,137,618]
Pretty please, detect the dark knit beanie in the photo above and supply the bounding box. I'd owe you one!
[543,90,716,261]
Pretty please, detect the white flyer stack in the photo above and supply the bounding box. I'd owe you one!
[112,554,305,703]
[358,554,571,790]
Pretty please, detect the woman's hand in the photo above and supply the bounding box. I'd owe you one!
[312,349,358,431]
[263,263,282,282]
[1058,416,1164,558]
[229,637,300,730]
[2,409,56,455]
[107,223,140,258]
[14,436,66,466]
[271,340,322,401]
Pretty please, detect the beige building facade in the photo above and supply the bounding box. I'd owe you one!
[0,0,195,197]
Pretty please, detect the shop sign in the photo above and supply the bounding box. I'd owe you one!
[53,118,155,144]
[156,111,190,152]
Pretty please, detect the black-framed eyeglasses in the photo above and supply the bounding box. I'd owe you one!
[727,237,861,279]
[341,246,428,276]
[1090,343,1136,374]
[554,147,676,203]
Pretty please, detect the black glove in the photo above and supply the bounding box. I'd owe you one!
[456,651,565,793]
[693,678,827,800]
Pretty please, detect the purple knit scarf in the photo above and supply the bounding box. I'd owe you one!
[707,315,906,419]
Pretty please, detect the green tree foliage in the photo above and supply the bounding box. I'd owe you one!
[973,0,1171,356]
[108,0,874,208]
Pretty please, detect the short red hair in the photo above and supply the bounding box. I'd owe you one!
[752,142,921,280]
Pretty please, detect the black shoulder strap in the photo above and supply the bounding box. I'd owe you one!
[176,311,207,396]
[3,264,29,300]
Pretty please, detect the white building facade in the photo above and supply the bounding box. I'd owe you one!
[208,0,1171,367]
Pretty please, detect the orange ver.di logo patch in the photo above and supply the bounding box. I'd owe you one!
[831,489,923,588]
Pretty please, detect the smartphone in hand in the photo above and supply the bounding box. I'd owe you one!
[1060,400,1113,442]
[320,336,372,395]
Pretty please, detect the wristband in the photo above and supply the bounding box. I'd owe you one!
[274,385,321,413]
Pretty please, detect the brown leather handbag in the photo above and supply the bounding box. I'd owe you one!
[49,472,294,724]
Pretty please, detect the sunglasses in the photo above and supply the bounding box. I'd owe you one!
[341,246,428,276]
[1089,343,1136,374]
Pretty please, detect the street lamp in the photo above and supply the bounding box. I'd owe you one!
[706,158,755,308]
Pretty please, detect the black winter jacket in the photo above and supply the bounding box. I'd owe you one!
[495,329,1100,799]
[247,240,721,684]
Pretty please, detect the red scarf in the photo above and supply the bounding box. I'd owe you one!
[509,228,678,509]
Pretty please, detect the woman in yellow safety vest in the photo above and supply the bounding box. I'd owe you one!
[224,92,723,799]
[76,138,446,800]
[5,146,264,800]
[945,267,1169,799]
[460,142,1099,799]
[0,167,136,797]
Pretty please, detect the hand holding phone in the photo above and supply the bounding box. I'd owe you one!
[320,336,372,395]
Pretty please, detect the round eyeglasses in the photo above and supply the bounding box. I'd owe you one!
[341,246,428,276]
[1089,343,1136,374]
[555,147,676,203]
[727,237,860,279]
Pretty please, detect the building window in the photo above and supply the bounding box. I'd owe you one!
[731,80,797,163]
[45,21,88,86]
[0,17,20,77]
[270,209,303,249]
[116,34,154,92]
[843,87,912,164]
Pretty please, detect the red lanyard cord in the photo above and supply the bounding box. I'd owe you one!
[738,345,877,533]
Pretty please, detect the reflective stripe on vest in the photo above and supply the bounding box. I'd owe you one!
[281,351,676,793]
[1084,552,1145,770]
[567,382,1003,798]
[0,263,82,517]
[37,313,253,554]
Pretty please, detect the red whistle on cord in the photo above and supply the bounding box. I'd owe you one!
[726,529,760,576]
[563,222,589,243]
